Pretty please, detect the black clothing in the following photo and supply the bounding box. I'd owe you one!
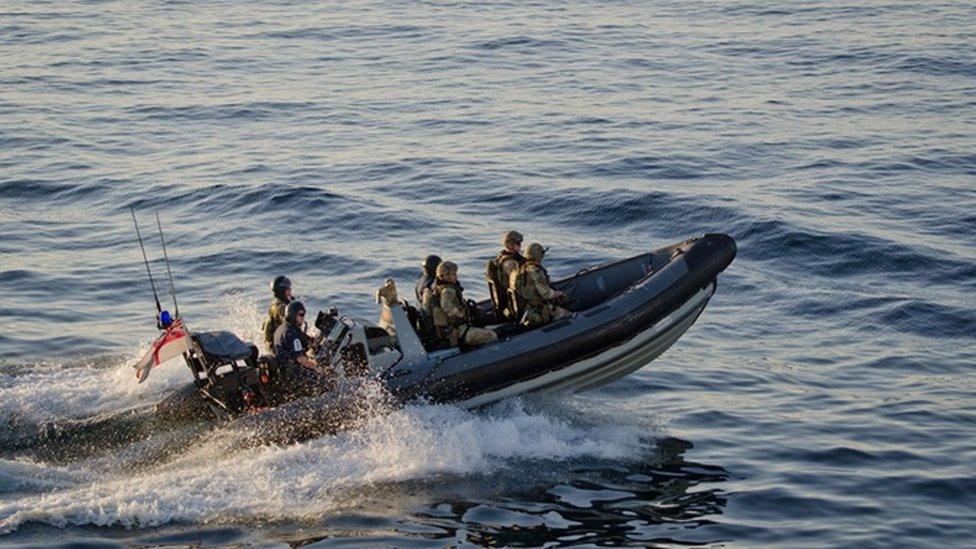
[274,322,311,366]
[415,273,435,304]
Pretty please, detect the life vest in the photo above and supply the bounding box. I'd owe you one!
[514,261,551,307]
[513,262,562,327]
[262,297,290,350]
[422,279,470,347]
[495,250,525,287]
[440,280,468,318]
[486,250,525,320]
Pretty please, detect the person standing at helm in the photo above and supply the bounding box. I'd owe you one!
[263,275,293,353]
[423,261,498,348]
[415,254,441,304]
[273,301,317,370]
[511,243,571,328]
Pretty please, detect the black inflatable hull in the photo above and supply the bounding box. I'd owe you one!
[394,234,737,406]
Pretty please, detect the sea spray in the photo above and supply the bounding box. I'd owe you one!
[0,394,651,533]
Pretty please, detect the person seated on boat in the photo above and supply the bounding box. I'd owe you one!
[423,261,498,348]
[511,242,571,329]
[488,230,526,320]
[497,230,525,283]
[262,275,293,353]
[273,301,317,370]
[415,254,441,304]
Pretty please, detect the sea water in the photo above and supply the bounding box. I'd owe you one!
[1,0,974,546]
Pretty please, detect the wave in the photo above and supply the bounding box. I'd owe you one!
[0,398,652,534]
[125,101,318,123]
[0,352,186,427]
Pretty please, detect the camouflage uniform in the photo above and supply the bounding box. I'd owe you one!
[497,230,525,284]
[423,262,498,348]
[497,251,524,290]
[262,297,289,352]
[511,243,571,328]
[439,283,498,346]
[487,250,521,320]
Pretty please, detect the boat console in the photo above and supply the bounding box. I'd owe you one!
[313,308,405,376]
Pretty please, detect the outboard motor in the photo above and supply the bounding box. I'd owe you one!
[182,331,273,419]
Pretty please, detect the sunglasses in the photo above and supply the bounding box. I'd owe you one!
[296,311,306,317]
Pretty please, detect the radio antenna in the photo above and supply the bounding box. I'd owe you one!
[155,212,180,318]
[130,206,162,315]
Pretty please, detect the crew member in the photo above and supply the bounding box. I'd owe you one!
[273,301,317,370]
[511,243,571,328]
[423,261,498,348]
[491,230,526,320]
[415,254,441,304]
[496,230,525,285]
[262,275,293,352]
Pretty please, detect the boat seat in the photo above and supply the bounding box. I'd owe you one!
[486,277,502,318]
[506,287,523,325]
[367,334,397,354]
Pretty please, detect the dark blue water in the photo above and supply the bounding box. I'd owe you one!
[2,0,975,546]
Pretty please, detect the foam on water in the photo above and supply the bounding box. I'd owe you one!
[0,350,186,426]
[3,0,976,544]
[1,296,652,536]
[0,293,280,427]
[0,397,651,534]
[0,296,660,535]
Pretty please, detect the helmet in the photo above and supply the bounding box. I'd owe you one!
[422,254,441,275]
[502,230,523,247]
[526,242,545,261]
[271,275,292,299]
[285,300,306,324]
[436,261,458,278]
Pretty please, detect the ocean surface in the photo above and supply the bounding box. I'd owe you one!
[1,0,975,546]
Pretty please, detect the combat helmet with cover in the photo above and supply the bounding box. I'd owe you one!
[525,242,545,262]
[436,261,458,279]
[271,275,292,300]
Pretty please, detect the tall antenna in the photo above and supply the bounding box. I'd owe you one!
[155,212,180,318]
[130,206,162,315]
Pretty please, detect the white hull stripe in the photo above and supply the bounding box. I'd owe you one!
[460,283,715,408]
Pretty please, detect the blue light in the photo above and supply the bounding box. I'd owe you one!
[159,310,173,327]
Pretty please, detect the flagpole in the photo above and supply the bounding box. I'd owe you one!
[130,206,162,318]
[155,212,180,319]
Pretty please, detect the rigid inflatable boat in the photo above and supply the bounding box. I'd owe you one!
[391,233,736,406]
[141,233,736,421]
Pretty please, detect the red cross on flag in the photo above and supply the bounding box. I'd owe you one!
[132,318,191,383]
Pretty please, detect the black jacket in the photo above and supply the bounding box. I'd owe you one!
[415,273,435,304]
